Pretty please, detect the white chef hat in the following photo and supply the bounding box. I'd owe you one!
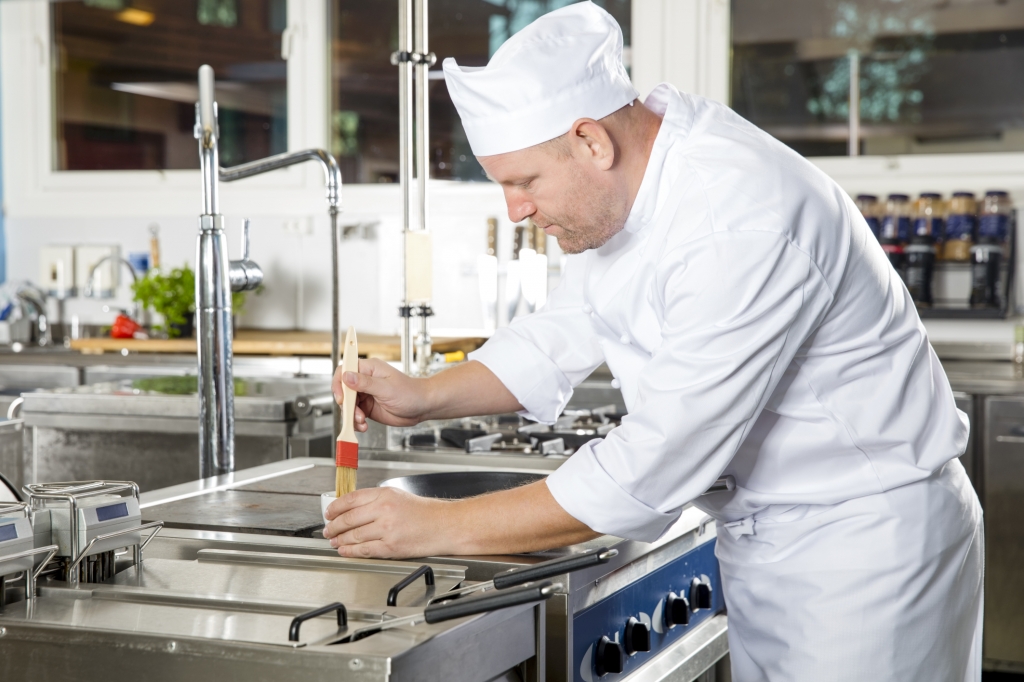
[442,1,638,157]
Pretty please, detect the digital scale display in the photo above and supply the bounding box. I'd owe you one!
[96,502,129,522]
[0,523,18,542]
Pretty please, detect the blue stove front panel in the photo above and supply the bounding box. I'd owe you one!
[572,537,723,682]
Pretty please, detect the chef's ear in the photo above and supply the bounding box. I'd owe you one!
[569,118,616,172]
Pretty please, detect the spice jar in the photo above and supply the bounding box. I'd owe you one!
[944,192,977,262]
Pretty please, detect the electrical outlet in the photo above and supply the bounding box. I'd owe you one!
[75,245,121,297]
[39,246,76,297]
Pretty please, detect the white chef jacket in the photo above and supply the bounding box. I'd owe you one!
[470,83,968,542]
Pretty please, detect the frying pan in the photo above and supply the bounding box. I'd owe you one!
[379,471,735,500]
[379,471,545,499]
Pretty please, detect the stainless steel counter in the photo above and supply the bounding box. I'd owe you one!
[20,377,333,492]
[141,457,729,682]
[0,530,540,682]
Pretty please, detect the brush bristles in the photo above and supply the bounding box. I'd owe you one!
[336,466,357,496]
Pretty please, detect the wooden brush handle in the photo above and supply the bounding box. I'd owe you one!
[340,326,358,442]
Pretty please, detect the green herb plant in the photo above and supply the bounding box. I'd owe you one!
[131,264,254,338]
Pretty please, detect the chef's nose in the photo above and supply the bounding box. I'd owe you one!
[503,187,536,224]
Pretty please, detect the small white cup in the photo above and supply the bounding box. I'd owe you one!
[321,492,338,524]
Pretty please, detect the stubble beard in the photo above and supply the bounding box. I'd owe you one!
[546,163,625,255]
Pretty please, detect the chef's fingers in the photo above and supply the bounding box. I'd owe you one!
[343,370,384,398]
[331,366,346,404]
[333,357,396,405]
[357,357,395,377]
[335,539,392,559]
[330,520,384,548]
[327,487,384,519]
[325,497,378,533]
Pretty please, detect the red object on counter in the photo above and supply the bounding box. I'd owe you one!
[110,314,145,339]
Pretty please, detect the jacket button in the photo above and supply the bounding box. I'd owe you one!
[610,379,621,389]
[582,304,593,314]
[620,335,630,344]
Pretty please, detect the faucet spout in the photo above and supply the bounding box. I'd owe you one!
[219,148,342,209]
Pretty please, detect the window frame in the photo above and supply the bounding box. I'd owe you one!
[721,0,1024,196]
[0,0,332,220]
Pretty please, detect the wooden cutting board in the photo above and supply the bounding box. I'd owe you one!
[69,330,485,360]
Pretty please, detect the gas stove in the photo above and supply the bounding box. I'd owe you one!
[392,405,625,457]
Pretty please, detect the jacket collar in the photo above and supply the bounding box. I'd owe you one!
[622,84,693,235]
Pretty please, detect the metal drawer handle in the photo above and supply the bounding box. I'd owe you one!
[289,602,348,642]
[996,435,1024,443]
[386,565,435,606]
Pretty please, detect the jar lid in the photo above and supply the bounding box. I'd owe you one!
[887,193,910,201]
[919,192,941,199]
[985,190,1009,197]
[856,194,878,201]
[952,191,976,198]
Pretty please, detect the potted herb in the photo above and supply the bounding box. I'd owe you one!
[132,265,253,338]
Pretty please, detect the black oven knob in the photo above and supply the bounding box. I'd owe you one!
[665,591,690,627]
[690,577,713,611]
[595,635,625,676]
[624,617,651,654]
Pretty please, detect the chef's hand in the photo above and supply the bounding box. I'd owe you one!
[332,358,429,431]
[323,486,454,559]
[324,480,599,559]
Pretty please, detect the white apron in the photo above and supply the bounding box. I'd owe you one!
[717,459,983,682]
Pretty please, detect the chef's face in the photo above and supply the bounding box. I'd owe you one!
[478,121,629,254]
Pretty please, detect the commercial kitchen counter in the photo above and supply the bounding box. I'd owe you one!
[139,456,730,682]
[67,330,485,360]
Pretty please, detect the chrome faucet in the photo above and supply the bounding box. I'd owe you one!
[12,284,52,347]
[84,255,142,320]
[194,65,342,479]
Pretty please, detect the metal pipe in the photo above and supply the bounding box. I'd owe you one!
[330,206,341,443]
[415,0,429,236]
[398,0,415,375]
[848,49,860,157]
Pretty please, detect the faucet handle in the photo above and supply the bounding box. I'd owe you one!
[229,218,263,293]
[241,218,251,261]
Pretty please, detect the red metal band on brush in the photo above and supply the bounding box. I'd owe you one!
[336,440,359,468]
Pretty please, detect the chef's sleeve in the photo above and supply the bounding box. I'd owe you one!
[545,231,835,541]
[469,255,605,423]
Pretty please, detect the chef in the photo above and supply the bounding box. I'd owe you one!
[323,3,983,680]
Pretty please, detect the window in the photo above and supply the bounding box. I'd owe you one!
[731,0,1024,157]
[52,0,288,171]
[330,0,631,183]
